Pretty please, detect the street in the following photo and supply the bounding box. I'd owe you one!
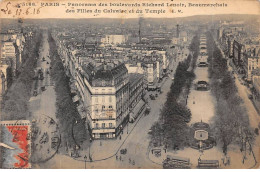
[29,31,60,164]
[166,35,259,169]
[32,33,259,169]
[217,42,260,167]
[37,44,190,168]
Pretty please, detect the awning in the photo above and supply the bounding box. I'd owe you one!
[131,99,146,119]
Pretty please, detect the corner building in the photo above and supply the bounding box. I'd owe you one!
[77,63,129,139]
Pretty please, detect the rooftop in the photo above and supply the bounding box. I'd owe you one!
[129,73,143,85]
[82,62,128,87]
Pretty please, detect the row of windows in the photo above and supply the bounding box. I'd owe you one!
[95,96,113,103]
[95,123,113,129]
[94,88,113,93]
[94,105,113,113]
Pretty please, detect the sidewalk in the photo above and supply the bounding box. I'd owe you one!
[70,104,147,162]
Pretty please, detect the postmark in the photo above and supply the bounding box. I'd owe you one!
[30,115,61,164]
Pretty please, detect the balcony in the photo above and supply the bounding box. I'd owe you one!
[93,126,115,130]
[92,127,116,133]
[92,117,115,121]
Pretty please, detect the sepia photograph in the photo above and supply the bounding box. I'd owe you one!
[0,0,259,169]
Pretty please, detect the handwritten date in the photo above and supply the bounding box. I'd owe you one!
[0,2,43,16]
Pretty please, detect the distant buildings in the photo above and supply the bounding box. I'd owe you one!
[233,40,243,66]
[252,75,260,112]
[101,35,128,45]
[0,30,25,100]
[51,24,188,139]
[243,52,260,81]
[0,65,9,101]
[144,61,158,90]
[217,24,259,81]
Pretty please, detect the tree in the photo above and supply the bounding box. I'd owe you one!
[206,31,254,154]
[48,32,87,148]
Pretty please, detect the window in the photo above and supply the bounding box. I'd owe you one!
[109,123,112,128]
[102,123,105,128]
[102,105,105,111]
[109,105,113,109]
[96,123,99,129]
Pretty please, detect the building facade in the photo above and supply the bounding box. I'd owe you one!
[142,61,157,90]
[233,40,243,66]
[0,65,8,101]
[77,63,129,139]
[129,73,145,120]
[101,35,128,45]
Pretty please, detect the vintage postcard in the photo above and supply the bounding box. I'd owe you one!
[0,0,259,169]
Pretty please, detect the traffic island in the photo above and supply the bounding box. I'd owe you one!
[189,121,216,151]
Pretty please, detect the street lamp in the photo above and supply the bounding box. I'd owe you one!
[84,155,87,169]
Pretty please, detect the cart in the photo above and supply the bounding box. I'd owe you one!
[145,106,151,115]
[41,86,46,92]
[150,94,155,100]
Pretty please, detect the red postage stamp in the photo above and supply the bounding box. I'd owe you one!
[0,120,31,169]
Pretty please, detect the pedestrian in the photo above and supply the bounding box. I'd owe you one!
[116,155,118,160]
[221,157,224,164]
[129,158,131,164]
[132,160,135,165]
[119,135,121,140]
[227,157,230,165]
[119,156,121,161]
[198,157,201,163]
